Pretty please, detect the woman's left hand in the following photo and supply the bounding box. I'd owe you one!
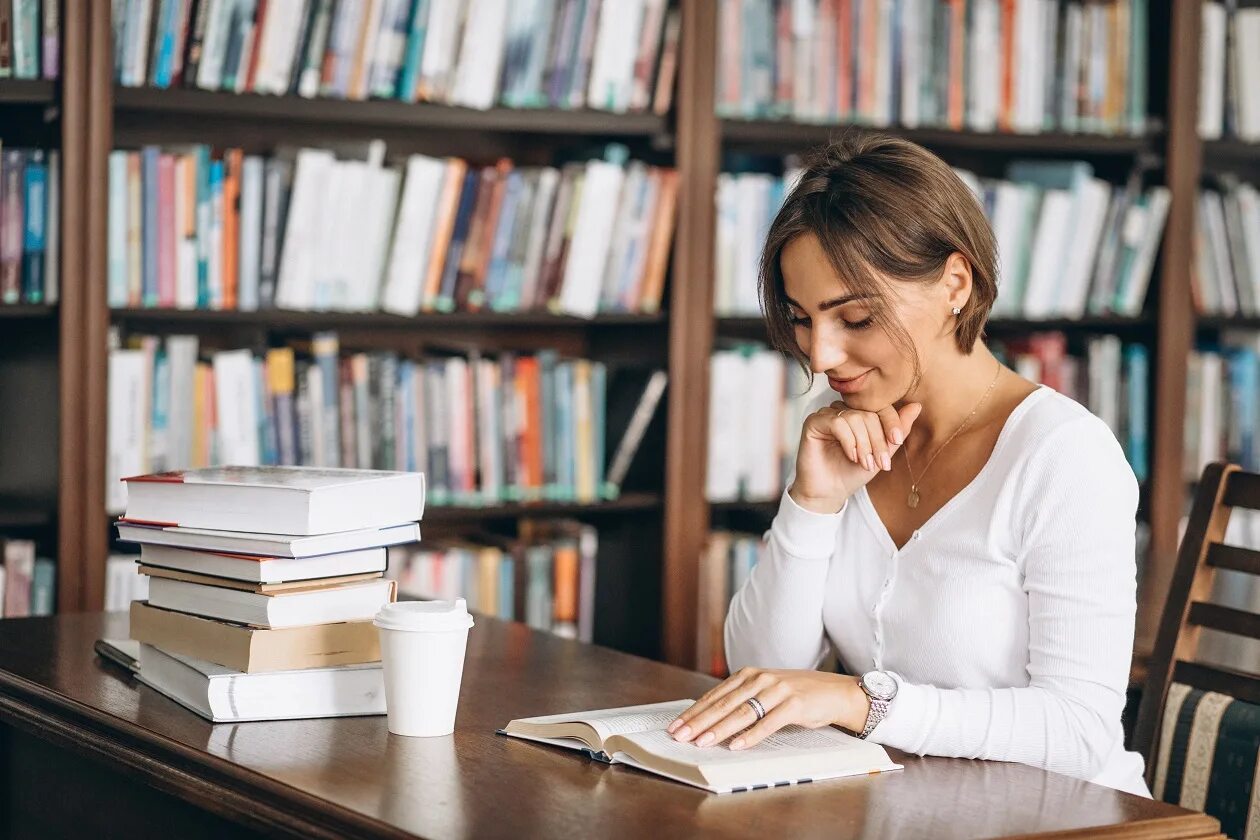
[666,667,871,750]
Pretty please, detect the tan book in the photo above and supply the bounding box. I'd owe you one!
[129,601,381,673]
[138,564,384,594]
[638,168,679,314]
[501,700,901,794]
[421,158,469,310]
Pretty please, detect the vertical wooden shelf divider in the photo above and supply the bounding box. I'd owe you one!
[662,0,719,668]
[1142,0,1202,657]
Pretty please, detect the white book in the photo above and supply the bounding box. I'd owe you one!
[105,553,142,611]
[136,543,388,583]
[382,155,448,316]
[196,0,234,90]
[119,518,417,558]
[174,155,198,308]
[451,0,509,109]
[1087,335,1122,434]
[420,0,465,102]
[260,0,311,95]
[559,160,625,318]
[519,167,559,309]
[1059,177,1113,318]
[587,0,642,111]
[147,576,395,628]
[1014,0,1042,133]
[135,642,386,723]
[165,335,199,471]
[1200,2,1227,140]
[475,359,503,503]
[1236,184,1260,311]
[237,155,264,311]
[714,175,737,316]
[968,0,1000,132]
[358,165,402,310]
[121,466,425,535]
[598,161,648,307]
[1234,11,1260,142]
[212,349,261,466]
[108,349,149,514]
[1117,186,1170,316]
[502,699,900,794]
[108,151,130,307]
[445,358,472,500]
[745,350,785,500]
[276,148,336,311]
[706,352,743,502]
[1021,189,1073,318]
[990,181,1028,318]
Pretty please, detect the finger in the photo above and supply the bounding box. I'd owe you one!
[864,412,892,472]
[898,402,923,437]
[842,413,875,472]
[678,673,773,744]
[669,670,754,735]
[730,696,798,751]
[875,405,904,448]
[827,413,860,464]
[698,683,792,749]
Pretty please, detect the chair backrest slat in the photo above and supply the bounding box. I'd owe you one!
[1173,660,1260,707]
[1206,544,1260,576]
[1187,601,1260,641]
[1224,471,1260,511]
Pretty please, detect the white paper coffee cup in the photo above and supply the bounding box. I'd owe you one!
[374,599,474,737]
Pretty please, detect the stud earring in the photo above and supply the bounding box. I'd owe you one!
[951,306,961,316]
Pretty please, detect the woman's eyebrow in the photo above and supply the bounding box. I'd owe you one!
[785,293,872,312]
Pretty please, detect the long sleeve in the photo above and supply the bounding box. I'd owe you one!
[870,417,1141,786]
[724,489,847,672]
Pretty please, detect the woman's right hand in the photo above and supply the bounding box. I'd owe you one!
[788,401,923,514]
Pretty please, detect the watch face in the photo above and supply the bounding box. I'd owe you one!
[862,671,897,701]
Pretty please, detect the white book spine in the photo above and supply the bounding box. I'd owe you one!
[108,350,149,514]
[212,349,262,465]
[276,149,334,311]
[559,161,625,318]
[1200,2,1227,140]
[237,155,265,311]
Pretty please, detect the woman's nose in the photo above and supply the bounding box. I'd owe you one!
[808,327,848,375]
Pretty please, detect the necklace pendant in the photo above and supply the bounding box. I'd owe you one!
[907,487,920,509]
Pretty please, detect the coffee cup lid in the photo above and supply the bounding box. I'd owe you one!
[374,598,475,633]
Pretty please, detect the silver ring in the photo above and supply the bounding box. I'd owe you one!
[745,697,767,720]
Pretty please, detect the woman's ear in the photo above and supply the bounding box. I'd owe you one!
[942,252,973,312]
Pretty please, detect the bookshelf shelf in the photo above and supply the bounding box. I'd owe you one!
[0,498,54,529]
[0,80,55,104]
[109,308,666,330]
[113,87,669,137]
[0,304,57,318]
[1198,315,1260,330]
[710,499,777,514]
[424,493,663,523]
[1201,139,1260,170]
[720,119,1158,157]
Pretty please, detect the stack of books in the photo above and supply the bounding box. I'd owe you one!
[116,465,424,723]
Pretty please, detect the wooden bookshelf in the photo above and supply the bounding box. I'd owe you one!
[0,304,58,318]
[424,493,663,524]
[10,1,1214,676]
[113,86,669,138]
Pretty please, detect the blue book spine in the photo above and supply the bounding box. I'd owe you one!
[108,152,130,307]
[194,146,212,308]
[151,349,171,470]
[141,146,161,307]
[1228,348,1258,470]
[30,557,55,616]
[556,361,575,502]
[21,152,46,304]
[1124,344,1149,482]
[484,171,523,307]
[518,0,555,108]
[396,0,431,100]
[498,554,514,621]
[151,0,178,87]
[436,171,480,312]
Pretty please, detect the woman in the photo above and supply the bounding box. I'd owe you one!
[666,132,1148,797]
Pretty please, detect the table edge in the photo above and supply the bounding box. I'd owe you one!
[0,668,416,840]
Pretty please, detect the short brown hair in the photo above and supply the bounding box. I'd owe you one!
[759,131,998,376]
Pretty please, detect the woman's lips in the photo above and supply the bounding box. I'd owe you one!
[828,370,872,394]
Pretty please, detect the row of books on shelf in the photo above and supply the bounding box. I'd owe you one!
[1184,334,1260,481]
[107,142,677,318]
[112,0,680,115]
[696,529,763,678]
[1193,184,1260,318]
[715,0,1148,137]
[0,0,58,80]
[107,330,668,515]
[1200,1,1260,142]
[714,159,1167,320]
[111,467,422,722]
[706,332,1150,503]
[0,539,54,618]
[0,146,59,306]
[386,519,598,642]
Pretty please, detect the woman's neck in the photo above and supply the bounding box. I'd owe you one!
[899,344,1004,448]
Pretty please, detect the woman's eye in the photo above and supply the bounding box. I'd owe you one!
[844,316,875,330]
[789,314,810,327]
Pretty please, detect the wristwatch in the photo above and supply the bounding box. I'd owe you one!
[857,670,898,739]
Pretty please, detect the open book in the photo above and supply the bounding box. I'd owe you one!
[500,699,901,794]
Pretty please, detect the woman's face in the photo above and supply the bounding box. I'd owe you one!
[780,233,945,411]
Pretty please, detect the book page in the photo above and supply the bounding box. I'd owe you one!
[510,699,693,745]
[620,723,874,767]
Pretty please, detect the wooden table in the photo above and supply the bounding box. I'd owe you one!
[0,612,1221,840]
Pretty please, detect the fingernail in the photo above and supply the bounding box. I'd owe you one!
[697,732,714,747]
[667,719,680,733]
[731,738,745,750]
[674,726,691,741]
[881,454,892,471]
[892,428,904,445]
[865,456,874,471]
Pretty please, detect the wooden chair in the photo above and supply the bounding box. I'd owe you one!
[1134,462,1260,838]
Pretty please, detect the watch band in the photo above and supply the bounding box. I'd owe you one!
[859,696,890,740]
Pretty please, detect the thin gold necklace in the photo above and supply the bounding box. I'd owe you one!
[902,360,1003,509]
